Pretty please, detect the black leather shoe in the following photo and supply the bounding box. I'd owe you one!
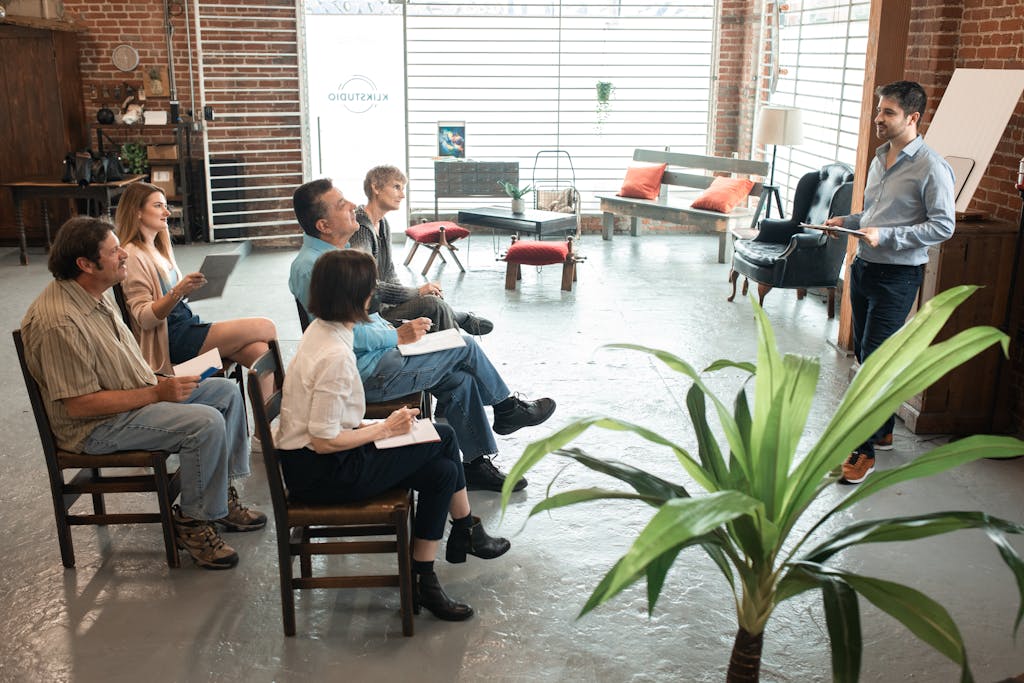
[457,312,493,336]
[464,455,527,492]
[492,396,556,435]
[414,572,474,621]
[445,515,511,564]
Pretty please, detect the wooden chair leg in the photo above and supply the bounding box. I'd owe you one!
[505,261,518,290]
[300,528,313,578]
[444,245,466,273]
[727,269,739,302]
[561,260,574,291]
[91,469,106,517]
[279,534,297,636]
[796,288,807,300]
[421,245,441,276]
[403,242,420,266]
[741,277,749,296]
[395,505,414,637]
[152,453,181,569]
[757,282,773,306]
[827,288,836,319]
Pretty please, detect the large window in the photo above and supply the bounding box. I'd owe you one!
[756,0,869,207]
[307,1,716,217]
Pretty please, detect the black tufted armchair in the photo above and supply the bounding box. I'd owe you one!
[727,163,854,318]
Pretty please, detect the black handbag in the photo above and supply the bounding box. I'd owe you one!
[62,151,93,186]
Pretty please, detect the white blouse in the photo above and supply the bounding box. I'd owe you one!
[274,318,366,451]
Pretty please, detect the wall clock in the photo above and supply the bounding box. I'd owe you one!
[111,44,140,72]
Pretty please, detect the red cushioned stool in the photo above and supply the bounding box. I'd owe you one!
[403,221,470,276]
[499,236,583,292]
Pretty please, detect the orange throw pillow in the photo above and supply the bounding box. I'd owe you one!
[690,177,755,213]
[617,163,668,200]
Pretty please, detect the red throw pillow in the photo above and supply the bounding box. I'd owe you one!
[690,177,755,213]
[617,163,668,200]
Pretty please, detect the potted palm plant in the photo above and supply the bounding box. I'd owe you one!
[498,180,533,214]
[501,285,1024,682]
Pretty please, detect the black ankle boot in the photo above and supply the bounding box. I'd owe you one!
[445,516,511,564]
[414,572,474,621]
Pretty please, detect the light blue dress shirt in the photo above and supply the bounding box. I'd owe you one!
[288,233,339,312]
[845,135,956,266]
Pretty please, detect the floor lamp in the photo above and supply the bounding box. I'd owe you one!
[755,105,805,219]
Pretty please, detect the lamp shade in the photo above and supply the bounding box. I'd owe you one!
[755,106,805,146]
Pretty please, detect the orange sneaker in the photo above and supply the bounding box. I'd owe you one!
[840,451,875,485]
[873,432,894,451]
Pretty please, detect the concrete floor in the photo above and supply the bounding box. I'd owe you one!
[1,233,1023,682]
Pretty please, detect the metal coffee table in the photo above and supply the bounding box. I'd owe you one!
[457,206,576,238]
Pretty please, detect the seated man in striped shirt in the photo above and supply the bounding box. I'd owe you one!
[20,216,266,570]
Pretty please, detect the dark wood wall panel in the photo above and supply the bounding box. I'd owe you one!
[0,25,85,248]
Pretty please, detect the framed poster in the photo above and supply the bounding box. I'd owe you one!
[437,121,466,158]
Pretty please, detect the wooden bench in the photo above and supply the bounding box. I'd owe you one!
[596,149,771,263]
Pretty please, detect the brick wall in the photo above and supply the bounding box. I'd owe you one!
[65,0,193,150]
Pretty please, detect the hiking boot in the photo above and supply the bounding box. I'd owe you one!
[464,455,527,492]
[457,312,494,336]
[173,505,239,570]
[215,485,267,532]
[873,432,894,451]
[839,451,876,485]
[492,395,556,435]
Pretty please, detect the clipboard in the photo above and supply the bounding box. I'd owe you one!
[800,223,866,237]
[186,242,250,301]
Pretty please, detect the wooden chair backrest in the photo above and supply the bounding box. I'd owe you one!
[247,339,288,516]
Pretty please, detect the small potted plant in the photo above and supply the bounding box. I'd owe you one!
[596,80,615,129]
[498,180,533,214]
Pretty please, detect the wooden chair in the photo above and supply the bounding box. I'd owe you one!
[294,297,432,419]
[248,340,416,636]
[13,329,182,569]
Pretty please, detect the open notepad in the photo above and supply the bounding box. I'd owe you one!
[397,327,466,356]
[374,419,441,449]
[172,347,223,380]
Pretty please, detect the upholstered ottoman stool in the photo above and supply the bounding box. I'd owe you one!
[499,236,583,291]
[403,220,470,276]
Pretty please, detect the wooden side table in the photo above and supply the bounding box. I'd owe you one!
[2,175,145,265]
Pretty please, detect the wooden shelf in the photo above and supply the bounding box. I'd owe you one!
[1,15,85,32]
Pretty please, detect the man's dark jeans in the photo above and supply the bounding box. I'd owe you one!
[850,257,925,457]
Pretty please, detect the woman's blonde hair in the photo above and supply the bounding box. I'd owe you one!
[115,182,174,261]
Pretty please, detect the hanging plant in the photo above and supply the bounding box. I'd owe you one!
[120,142,148,175]
[595,81,615,129]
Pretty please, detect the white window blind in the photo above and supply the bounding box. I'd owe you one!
[756,0,869,207]
[400,0,717,215]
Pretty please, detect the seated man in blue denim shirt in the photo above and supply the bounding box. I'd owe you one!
[823,80,956,485]
[290,178,555,492]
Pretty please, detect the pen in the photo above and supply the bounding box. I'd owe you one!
[398,319,435,328]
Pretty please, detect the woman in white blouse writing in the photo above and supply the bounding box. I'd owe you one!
[274,249,510,621]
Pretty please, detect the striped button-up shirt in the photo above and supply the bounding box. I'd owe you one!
[21,279,157,451]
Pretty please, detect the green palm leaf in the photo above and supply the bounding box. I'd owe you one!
[581,491,761,614]
[792,563,973,682]
[821,576,861,683]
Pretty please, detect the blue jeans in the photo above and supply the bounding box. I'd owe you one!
[362,336,509,462]
[850,258,924,456]
[82,377,250,521]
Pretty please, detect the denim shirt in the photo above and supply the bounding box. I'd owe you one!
[845,135,955,266]
[352,313,399,380]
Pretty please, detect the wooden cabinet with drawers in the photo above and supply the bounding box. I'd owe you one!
[897,218,1019,434]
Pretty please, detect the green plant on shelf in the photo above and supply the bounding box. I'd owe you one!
[120,142,147,175]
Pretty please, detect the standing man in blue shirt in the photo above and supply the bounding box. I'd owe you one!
[824,80,956,485]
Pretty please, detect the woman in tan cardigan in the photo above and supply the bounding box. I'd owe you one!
[116,182,275,375]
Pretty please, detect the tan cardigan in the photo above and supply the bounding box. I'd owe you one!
[122,243,178,375]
